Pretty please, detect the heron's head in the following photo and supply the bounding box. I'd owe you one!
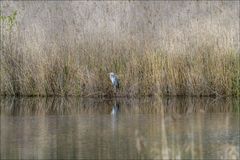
[109,72,115,77]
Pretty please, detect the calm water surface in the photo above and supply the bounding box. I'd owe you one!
[0,97,239,159]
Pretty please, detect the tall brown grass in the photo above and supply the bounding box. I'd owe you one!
[0,1,239,97]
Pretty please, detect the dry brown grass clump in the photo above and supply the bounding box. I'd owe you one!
[1,41,239,97]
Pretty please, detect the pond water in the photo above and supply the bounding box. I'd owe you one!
[0,97,239,159]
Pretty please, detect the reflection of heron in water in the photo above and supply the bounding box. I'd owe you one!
[111,101,120,115]
[111,101,120,135]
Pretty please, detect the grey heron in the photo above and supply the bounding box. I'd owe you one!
[109,72,120,90]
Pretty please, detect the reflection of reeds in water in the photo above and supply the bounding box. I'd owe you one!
[218,144,239,160]
[0,97,238,116]
[0,97,239,159]
[133,99,181,159]
[133,98,239,159]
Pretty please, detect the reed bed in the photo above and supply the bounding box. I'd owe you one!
[1,39,239,97]
[0,1,239,97]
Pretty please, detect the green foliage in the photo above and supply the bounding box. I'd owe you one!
[0,10,17,30]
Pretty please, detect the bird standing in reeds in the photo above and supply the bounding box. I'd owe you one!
[109,72,120,96]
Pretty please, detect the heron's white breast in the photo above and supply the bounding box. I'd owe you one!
[110,76,115,83]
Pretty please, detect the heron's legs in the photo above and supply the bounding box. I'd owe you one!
[114,87,117,97]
